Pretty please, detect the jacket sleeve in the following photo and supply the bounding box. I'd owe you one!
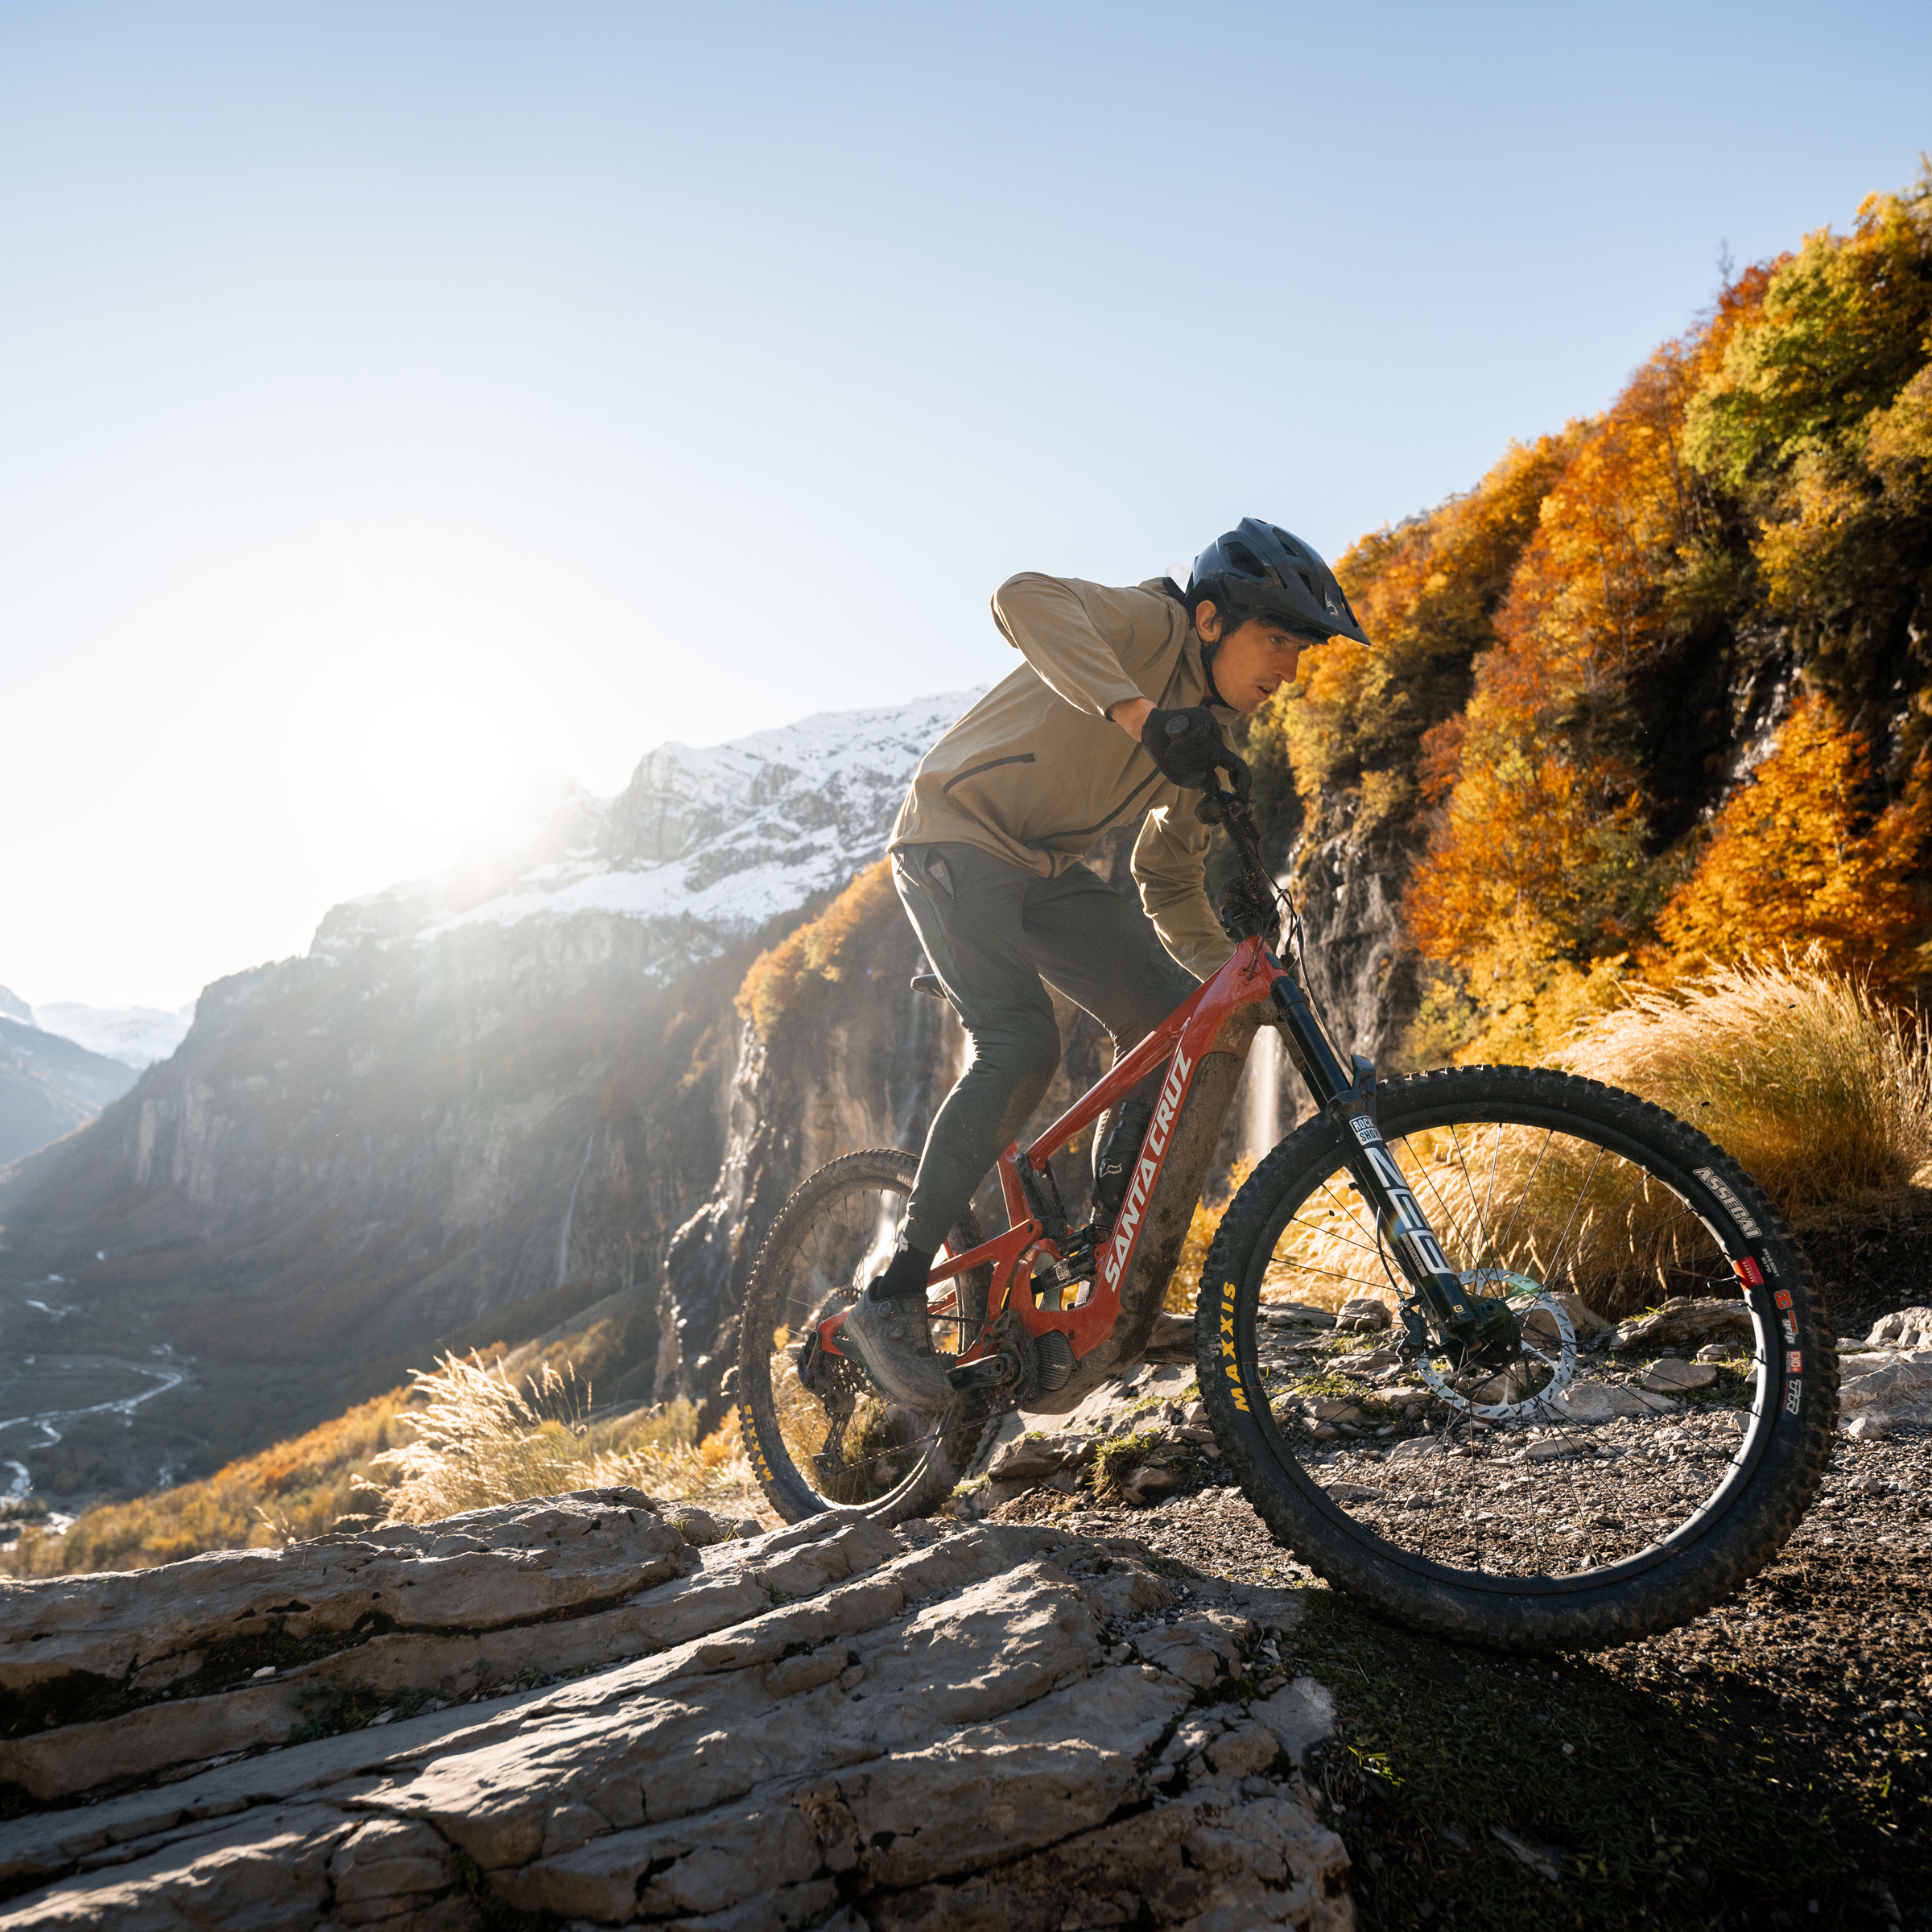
[989,573,1174,720]
[1132,798,1236,980]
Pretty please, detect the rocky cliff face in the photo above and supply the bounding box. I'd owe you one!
[0,1020,138,1170]
[0,696,985,1496]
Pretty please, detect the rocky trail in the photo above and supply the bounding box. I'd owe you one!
[2,1315,1929,1930]
[964,1315,1932,1929]
[1,1492,1352,1931]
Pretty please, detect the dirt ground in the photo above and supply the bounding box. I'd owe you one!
[987,1193,1932,1932]
[993,1409,1928,1931]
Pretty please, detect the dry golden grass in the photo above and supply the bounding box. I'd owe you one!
[2,1356,772,1579]
[376,1352,770,1527]
[1248,957,1932,1323]
[1255,1122,1728,1322]
[2,1389,412,1579]
[1554,955,1932,1211]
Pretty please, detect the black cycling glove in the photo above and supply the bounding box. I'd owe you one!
[1140,704,1251,797]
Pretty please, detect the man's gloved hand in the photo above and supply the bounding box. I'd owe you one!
[1141,705,1251,796]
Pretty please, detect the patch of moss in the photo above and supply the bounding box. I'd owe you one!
[1092,1429,1170,1491]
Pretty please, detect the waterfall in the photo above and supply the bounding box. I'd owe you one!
[555,1124,600,1290]
[1242,1022,1282,1164]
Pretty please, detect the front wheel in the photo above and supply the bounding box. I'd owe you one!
[1197,1065,1836,1651]
[739,1149,996,1525]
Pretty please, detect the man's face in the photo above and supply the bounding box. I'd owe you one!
[1197,603,1318,714]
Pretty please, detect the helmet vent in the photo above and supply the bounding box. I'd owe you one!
[1224,541,1266,578]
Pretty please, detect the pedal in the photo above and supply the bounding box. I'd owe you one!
[946,1354,1015,1391]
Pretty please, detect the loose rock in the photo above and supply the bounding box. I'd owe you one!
[1551,1382,1677,1422]
[1640,1359,1719,1393]
[1612,1297,1752,1353]
[1523,1292,1613,1346]
[1867,1307,1932,1351]
[1263,1302,1339,1329]
[1336,1297,1393,1333]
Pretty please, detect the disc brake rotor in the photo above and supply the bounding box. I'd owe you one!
[1412,1269,1578,1422]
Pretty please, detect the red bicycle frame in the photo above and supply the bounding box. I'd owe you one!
[931,935,1287,1365]
[814,933,1293,1414]
[812,784,1503,1410]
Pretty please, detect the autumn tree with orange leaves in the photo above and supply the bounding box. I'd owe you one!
[1237,169,1931,1063]
[1654,694,1930,985]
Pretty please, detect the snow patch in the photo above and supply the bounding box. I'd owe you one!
[311,688,985,980]
[28,1002,197,1070]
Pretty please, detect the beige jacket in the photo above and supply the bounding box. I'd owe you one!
[889,574,1238,979]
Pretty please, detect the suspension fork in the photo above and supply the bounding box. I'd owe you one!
[1267,975,1505,1349]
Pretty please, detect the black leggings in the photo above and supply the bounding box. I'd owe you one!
[892,841,1199,1253]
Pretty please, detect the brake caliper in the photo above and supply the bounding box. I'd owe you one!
[1447,1295,1523,1373]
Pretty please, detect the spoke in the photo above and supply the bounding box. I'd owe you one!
[1489,1127,1554,1269]
[1443,1121,1496,1275]
[1534,1141,1610,1292]
[1282,1209,1382,1261]
[1242,1107,1776,1587]
[1478,1121,1506,1273]
[1262,1259,1392,1291]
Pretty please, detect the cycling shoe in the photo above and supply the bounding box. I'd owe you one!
[837,1287,953,1412]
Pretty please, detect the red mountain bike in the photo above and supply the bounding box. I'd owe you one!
[737,789,1836,1649]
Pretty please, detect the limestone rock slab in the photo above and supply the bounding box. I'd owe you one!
[0,1490,693,1703]
[1867,1307,1932,1351]
[1640,1359,1719,1393]
[1612,1298,1752,1354]
[0,1508,1348,1930]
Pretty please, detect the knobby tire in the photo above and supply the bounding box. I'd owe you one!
[1196,1066,1837,1651]
[739,1149,995,1527]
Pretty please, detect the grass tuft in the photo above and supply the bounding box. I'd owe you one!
[375,1352,768,1527]
[1555,955,1932,1212]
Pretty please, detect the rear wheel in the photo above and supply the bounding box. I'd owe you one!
[1197,1066,1835,1650]
[739,1149,995,1525]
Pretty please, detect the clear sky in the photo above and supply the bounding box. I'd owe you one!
[4,0,1928,1009]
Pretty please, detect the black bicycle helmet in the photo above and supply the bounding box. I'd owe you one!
[1187,518,1369,645]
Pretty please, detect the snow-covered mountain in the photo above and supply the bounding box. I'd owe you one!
[0,687,992,1487]
[27,1001,197,1070]
[310,689,984,977]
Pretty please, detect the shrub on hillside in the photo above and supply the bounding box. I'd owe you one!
[736,860,902,1041]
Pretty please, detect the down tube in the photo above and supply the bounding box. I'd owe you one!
[1023,1001,1263,1415]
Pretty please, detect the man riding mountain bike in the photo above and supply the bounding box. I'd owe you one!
[836,518,1370,1407]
